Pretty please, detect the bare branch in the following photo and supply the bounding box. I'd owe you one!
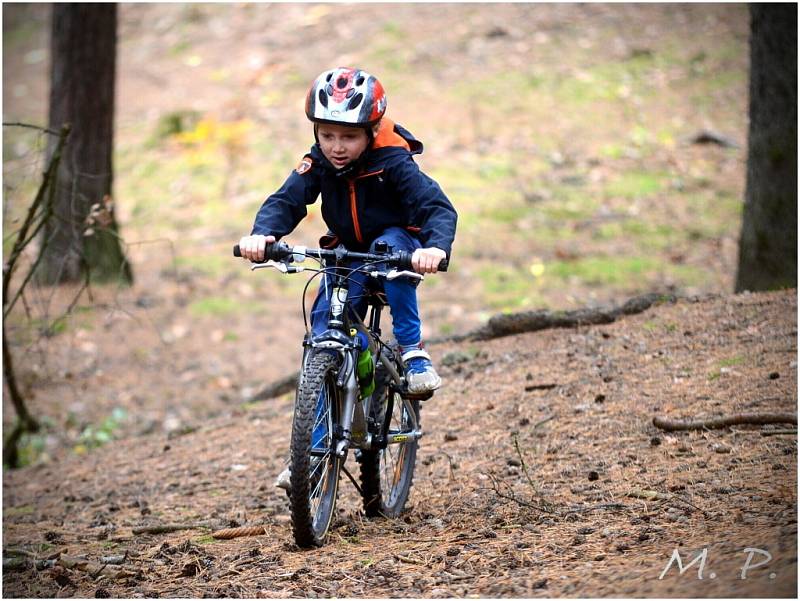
[653,412,797,431]
[2,121,63,136]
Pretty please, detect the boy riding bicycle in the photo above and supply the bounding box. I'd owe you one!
[239,67,457,386]
[238,67,457,486]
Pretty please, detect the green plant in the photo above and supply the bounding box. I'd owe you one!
[75,407,128,452]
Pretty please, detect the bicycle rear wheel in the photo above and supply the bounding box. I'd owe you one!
[289,352,342,547]
[359,378,420,518]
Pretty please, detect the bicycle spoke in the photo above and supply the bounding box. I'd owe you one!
[309,453,329,483]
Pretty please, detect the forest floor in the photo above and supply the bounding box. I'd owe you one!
[2,3,797,598]
[3,289,797,598]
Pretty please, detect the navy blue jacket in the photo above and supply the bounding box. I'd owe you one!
[251,119,457,257]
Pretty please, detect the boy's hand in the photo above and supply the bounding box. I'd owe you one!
[238,234,275,262]
[411,247,447,274]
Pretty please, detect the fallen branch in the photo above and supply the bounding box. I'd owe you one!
[485,473,559,514]
[484,473,623,516]
[211,526,267,539]
[248,371,299,402]
[627,489,711,517]
[525,383,557,391]
[100,553,127,565]
[653,412,797,431]
[561,502,627,515]
[627,489,669,501]
[250,293,682,399]
[57,554,138,580]
[761,429,797,437]
[533,415,556,430]
[428,292,679,344]
[394,553,426,565]
[131,521,213,535]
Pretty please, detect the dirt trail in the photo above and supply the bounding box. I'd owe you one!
[4,290,796,598]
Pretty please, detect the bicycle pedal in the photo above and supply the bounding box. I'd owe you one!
[401,389,434,401]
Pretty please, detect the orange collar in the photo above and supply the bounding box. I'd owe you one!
[371,118,410,151]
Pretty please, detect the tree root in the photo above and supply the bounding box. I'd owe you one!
[653,412,797,431]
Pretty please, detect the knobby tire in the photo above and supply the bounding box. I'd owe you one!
[289,352,342,547]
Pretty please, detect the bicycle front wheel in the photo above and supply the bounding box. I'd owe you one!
[359,385,420,518]
[289,352,343,547]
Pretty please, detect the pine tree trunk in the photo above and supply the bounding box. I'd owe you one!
[735,5,797,292]
[39,4,132,285]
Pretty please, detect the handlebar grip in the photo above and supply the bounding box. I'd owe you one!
[396,251,449,272]
[233,241,291,262]
[266,241,291,261]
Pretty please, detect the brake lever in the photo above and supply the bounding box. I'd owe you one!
[251,260,304,274]
[386,269,424,281]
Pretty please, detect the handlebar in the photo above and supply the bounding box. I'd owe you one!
[233,241,448,272]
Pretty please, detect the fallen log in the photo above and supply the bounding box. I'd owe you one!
[248,372,298,402]
[249,292,682,400]
[653,412,797,432]
[440,292,679,343]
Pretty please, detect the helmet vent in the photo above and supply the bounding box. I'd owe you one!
[347,92,364,110]
[306,68,386,126]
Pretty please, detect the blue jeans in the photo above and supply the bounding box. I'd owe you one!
[310,227,423,347]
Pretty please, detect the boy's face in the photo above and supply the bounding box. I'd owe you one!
[317,123,370,169]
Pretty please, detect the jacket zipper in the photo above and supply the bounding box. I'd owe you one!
[348,180,363,244]
[347,169,384,245]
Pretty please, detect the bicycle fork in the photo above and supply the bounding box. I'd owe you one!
[333,350,364,458]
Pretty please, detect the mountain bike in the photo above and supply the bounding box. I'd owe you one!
[233,240,447,547]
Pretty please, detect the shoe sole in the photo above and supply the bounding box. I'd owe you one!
[407,374,442,394]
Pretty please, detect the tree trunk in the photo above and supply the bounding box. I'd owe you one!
[39,4,132,285]
[735,4,797,292]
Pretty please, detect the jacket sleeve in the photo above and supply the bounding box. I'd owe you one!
[250,155,320,239]
[387,156,458,258]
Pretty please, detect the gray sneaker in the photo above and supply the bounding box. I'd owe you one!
[275,466,291,491]
[403,349,442,394]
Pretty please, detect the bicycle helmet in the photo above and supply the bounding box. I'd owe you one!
[305,67,387,127]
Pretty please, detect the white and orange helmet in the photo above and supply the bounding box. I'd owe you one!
[305,67,387,127]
